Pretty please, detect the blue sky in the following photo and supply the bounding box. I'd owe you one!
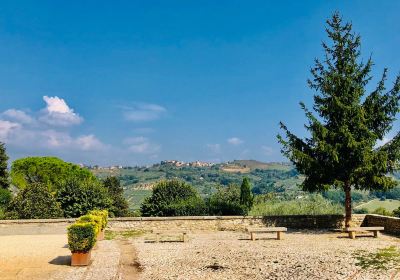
[0,1,399,166]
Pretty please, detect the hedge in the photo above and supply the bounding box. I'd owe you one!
[67,222,96,253]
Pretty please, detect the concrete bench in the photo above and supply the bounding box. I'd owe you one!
[344,227,384,239]
[247,227,287,241]
[152,229,188,242]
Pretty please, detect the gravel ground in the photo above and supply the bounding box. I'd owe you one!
[133,230,400,280]
[0,234,123,280]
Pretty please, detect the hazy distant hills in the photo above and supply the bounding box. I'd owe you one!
[91,160,301,209]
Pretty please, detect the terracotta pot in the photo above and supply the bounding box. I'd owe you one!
[71,250,91,266]
[97,230,105,241]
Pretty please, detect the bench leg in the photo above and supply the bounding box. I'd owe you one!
[182,233,188,242]
[250,232,256,241]
[156,233,160,243]
[277,231,283,240]
[349,232,356,239]
[373,231,380,238]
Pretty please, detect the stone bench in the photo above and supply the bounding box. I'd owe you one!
[152,229,188,242]
[247,227,287,241]
[344,227,384,239]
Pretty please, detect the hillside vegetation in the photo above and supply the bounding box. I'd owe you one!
[91,160,400,211]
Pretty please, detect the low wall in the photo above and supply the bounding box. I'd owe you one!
[0,215,367,235]
[109,214,366,231]
[364,214,400,236]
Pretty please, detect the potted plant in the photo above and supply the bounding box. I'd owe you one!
[88,210,108,240]
[68,222,96,266]
[77,214,102,248]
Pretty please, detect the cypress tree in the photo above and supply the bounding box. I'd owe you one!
[278,13,400,227]
[0,142,9,189]
[240,177,254,212]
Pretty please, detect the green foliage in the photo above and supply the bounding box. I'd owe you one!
[7,183,63,219]
[105,229,145,240]
[164,196,207,216]
[250,194,344,216]
[240,177,254,211]
[278,13,400,224]
[354,246,400,270]
[207,184,246,215]
[0,142,9,189]
[11,157,95,189]
[371,207,393,216]
[140,179,204,216]
[392,207,400,217]
[88,209,109,230]
[102,176,130,217]
[77,214,102,234]
[67,222,97,253]
[353,207,369,214]
[56,177,112,218]
[0,188,12,208]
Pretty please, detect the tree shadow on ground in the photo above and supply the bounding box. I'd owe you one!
[49,255,71,266]
[336,234,375,239]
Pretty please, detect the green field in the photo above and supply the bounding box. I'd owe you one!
[355,199,400,212]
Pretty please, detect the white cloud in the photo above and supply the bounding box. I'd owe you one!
[123,103,166,122]
[2,109,34,124]
[39,96,83,126]
[207,143,221,154]
[227,137,243,145]
[124,136,160,154]
[75,135,106,151]
[0,120,21,140]
[261,145,274,156]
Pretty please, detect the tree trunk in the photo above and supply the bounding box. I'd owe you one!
[344,182,352,228]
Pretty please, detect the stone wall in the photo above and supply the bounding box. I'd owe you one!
[0,215,367,235]
[364,214,400,236]
[108,215,366,231]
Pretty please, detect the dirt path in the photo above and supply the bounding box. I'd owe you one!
[116,239,142,280]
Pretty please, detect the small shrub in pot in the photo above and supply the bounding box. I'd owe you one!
[67,222,96,266]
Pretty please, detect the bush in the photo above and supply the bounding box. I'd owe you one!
[7,183,63,219]
[164,196,207,216]
[392,207,400,217]
[0,188,12,208]
[77,214,102,235]
[67,222,97,253]
[353,207,369,214]
[371,207,393,216]
[141,179,204,216]
[207,185,247,215]
[249,194,344,216]
[88,209,109,231]
[56,177,112,218]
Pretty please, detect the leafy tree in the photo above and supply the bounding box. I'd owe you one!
[56,176,112,218]
[141,179,204,216]
[240,177,254,211]
[278,13,400,227]
[0,188,12,208]
[103,176,130,217]
[207,184,246,215]
[11,156,95,190]
[0,142,9,189]
[7,183,63,219]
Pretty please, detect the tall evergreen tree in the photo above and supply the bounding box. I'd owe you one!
[103,176,130,217]
[278,13,400,227]
[240,177,254,212]
[0,142,9,189]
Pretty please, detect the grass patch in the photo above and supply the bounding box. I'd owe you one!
[105,230,146,240]
[355,199,400,212]
[354,246,400,270]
